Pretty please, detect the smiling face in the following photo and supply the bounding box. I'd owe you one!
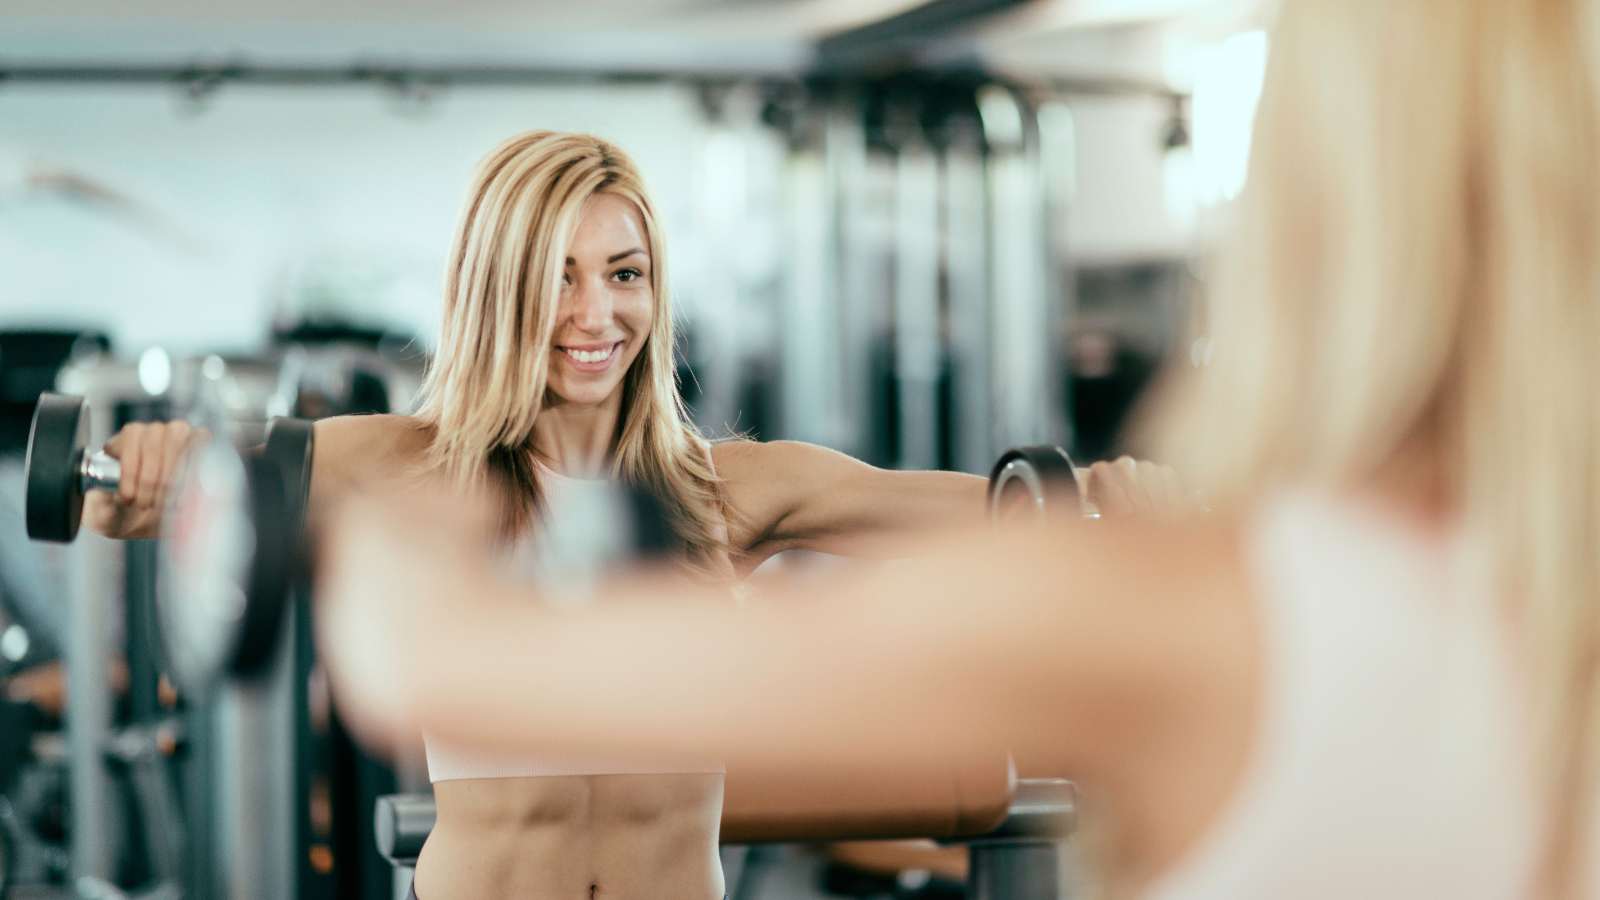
[546,192,656,408]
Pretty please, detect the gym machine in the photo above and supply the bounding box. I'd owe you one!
[20,338,422,900]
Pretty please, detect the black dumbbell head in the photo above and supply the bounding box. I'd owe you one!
[24,393,90,543]
[987,446,1081,523]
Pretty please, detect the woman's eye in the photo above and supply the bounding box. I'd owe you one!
[561,273,573,286]
[614,268,643,283]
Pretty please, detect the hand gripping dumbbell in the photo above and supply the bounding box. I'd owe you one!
[24,391,315,692]
[987,445,1094,523]
[23,393,123,543]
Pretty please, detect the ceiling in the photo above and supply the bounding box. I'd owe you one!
[1,0,1262,81]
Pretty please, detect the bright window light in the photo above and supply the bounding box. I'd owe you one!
[1191,30,1269,207]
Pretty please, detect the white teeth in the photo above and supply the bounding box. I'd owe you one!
[564,345,615,364]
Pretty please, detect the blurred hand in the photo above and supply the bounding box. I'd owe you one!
[1079,456,1193,519]
[84,421,209,540]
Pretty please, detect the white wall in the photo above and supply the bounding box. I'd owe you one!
[1061,93,1196,264]
[0,77,1213,365]
[0,82,711,356]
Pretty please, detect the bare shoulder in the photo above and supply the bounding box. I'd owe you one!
[310,415,434,507]
[709,439,850,482]
[314,414,431,467]
[708,438,761,478]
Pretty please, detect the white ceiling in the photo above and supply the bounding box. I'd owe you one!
[1,0,1261,80]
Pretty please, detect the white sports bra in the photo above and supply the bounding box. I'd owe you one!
[1143,491,1554,899]
[425,456,732,782]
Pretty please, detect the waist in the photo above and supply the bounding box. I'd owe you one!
[419,774,725,900]
[434,772,723,828]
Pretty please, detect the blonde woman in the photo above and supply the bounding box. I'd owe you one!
[316,0,1600,897]
[88,132,1172,899]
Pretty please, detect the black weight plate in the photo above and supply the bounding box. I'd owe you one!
[24,393,90,543]
[227,456,291,680]
[222,417,314,680]
[262,417,314,530]
[987,445,1082,522]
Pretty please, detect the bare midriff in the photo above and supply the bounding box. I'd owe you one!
[413,774,726,900]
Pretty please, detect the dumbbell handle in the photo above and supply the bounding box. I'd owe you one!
[79,449,122,493]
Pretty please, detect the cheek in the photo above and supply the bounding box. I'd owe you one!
[620,291,655,338]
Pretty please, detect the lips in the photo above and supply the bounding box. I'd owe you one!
[557,341,623,372]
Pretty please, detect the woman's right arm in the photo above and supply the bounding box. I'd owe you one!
[85,413,415,541]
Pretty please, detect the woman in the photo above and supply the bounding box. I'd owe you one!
[89,133,1170,899]
[315,0,1600,897]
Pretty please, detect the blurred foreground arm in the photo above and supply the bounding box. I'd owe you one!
[316,488,1253,792]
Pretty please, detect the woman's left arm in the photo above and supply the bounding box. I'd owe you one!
[712,441,987,565]
[713,441,1187,566]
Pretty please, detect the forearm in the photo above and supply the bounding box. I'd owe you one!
[398,523,1104,776]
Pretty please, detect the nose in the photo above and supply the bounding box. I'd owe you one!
[567,276,615,334]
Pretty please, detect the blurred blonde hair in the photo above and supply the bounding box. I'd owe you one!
[1146,0,1600,893]
[415,131,728,575]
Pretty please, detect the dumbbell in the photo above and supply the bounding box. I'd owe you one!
[986,445,1089,523]
[23,393,123,543]
[155,416,313,693]
[24,391,315,692]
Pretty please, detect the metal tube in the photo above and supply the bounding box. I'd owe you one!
[778,145,840,445]
[64,534,117,883]
[941,121,994,473]
[893,139,942,471]
[981,87,1059,451]
[968,841,1068,900]
[79,451,122,493]
[55,364,141,886]
[825,99,877,461]
[213,602,296,900]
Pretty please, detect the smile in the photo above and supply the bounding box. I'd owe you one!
[558,342,623,367]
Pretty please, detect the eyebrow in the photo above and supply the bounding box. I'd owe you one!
[565,248,648,266]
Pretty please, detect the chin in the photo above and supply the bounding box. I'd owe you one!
[550,379,624,408]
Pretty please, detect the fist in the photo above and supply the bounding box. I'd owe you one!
[1079,456,1193,519]
[84,420,209,540]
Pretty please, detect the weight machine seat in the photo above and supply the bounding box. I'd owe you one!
[720,754,1015,844]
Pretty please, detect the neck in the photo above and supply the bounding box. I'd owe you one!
[530,392,624,478]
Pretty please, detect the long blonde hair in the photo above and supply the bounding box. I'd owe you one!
[1145,0,1600,892]
[415,131,729,575]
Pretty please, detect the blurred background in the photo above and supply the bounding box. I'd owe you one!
[0,2,1269,898]
[0,0,1269,466]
